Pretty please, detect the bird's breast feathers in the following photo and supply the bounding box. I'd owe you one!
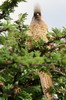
[27,20,48,42]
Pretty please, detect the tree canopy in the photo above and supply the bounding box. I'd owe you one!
[0,0,66,100]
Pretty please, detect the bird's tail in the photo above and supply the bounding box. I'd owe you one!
[38,71,53,100]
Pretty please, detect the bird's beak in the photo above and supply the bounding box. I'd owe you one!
[36,13,39,16]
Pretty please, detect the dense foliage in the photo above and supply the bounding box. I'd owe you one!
[0,0,66,100]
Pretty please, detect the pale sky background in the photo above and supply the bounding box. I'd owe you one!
[0,0,66,30]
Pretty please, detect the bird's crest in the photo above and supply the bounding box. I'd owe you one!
[33,5,41,19]
[34,5,41,14]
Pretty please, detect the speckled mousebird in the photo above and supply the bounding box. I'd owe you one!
[26,5,53,100]
[26,5,48,42]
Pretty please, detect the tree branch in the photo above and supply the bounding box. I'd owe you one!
[0,0,26,19]
[0,61,66,77]
[43,35,66,46]
[51,68,66,76]
[42,42,66,54]
[0,28,9,32]
[29,35,66,52]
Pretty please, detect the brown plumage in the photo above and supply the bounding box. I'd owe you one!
[26,6,48,42]
[26,6,53,100]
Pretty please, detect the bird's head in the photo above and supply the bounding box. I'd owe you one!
[33,5,41,20]
[34,12,41,19]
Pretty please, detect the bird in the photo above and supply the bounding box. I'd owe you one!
[26,5,48,47]
[26,5,53,100]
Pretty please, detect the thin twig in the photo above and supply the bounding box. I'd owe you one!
[51,68,66,76]
[0,28,9,32]
[45,42,66,53]
[29,35,66,52]
[0,61,66,77]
